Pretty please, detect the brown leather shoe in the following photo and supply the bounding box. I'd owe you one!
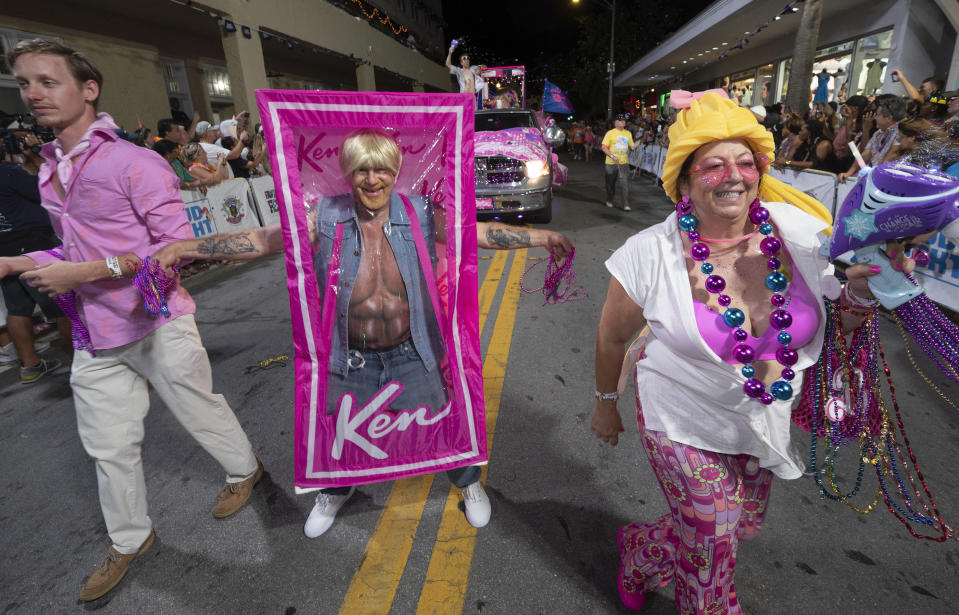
[78,530,155,601]
[212,457,264,518]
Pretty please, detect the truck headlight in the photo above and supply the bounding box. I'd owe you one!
[525,159,549,178]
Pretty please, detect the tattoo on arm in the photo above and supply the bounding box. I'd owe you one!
[486,227,531,249]
[196,233,259,257]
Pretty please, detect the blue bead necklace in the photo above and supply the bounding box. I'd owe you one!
[677,196,797,405]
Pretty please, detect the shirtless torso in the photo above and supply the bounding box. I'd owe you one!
[347,213,412,350]
[460,66,477,94]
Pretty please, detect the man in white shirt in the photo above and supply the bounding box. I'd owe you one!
[195,121,245,175]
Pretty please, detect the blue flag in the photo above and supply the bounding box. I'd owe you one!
[542,80,574,113]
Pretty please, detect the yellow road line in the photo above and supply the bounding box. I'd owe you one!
[337,248,518,615]
[478,250,509,335]
[337,474,434,615]
[415,248,529,615]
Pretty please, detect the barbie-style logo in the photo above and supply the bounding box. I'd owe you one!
[298,131,429,174]
[332,382,453,460]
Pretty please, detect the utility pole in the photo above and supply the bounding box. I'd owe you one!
[607,0,616,121]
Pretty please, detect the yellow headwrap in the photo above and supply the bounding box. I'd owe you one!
[662,91,832,233]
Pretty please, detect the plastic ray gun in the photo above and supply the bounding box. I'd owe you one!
[829,162,959,309]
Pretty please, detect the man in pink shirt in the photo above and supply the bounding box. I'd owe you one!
[0,39,262,602]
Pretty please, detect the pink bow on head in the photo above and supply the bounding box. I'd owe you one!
[669,89,729,110]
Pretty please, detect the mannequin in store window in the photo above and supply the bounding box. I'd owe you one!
[811,69,834,104]
[863,60,887,95]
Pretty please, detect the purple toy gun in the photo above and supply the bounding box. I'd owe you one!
[830,162,959,309]
[829,161,959,386]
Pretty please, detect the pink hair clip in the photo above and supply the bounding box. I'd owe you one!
[669,89,729,110]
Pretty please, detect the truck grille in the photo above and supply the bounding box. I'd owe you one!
[475,156,525,185]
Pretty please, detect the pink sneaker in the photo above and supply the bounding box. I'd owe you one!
[617,525,647,611]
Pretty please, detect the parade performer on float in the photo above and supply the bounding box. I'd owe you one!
[0,40,262,602]
[154,128,571,537]
[590,89,919,613]
[445,40,487,110]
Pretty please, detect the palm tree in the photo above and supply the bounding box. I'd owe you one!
[785,0,824,115]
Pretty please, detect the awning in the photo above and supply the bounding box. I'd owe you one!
[614,0,864,88]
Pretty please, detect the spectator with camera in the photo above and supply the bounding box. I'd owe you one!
[196,114,248,172]
[890,70,944,105]
[219,133,266,179]
[838,94,907,182]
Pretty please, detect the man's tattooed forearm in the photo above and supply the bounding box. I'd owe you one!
[486,228,531,249]
[196,233,258,256]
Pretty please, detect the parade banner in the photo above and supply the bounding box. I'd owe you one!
[654,146,666,177]
[834,179,857,219]
[248,174,281,227]
[912,232,959,311]
[256,90,486,489]
[181,179,260,238]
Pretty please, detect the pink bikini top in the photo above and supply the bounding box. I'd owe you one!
[692,267,820,364]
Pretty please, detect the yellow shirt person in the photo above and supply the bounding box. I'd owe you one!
[602,127,635,165]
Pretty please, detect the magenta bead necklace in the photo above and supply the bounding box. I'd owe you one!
[676,195,797,405]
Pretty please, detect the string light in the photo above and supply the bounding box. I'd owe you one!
[167,0,413,45]
[344,0,408,35]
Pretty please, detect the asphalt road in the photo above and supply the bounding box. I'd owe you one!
[2,154,958,614]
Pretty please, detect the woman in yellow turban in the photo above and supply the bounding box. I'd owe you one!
[589,90,895,613]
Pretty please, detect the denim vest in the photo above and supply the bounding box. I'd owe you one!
[313,192,444,377]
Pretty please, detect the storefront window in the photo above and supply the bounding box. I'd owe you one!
[809,40,854,104]
[851,29,893,96]
[726,69,755,106]
[779,59,791,103]
[756,63,775,106]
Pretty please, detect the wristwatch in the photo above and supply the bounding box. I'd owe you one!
[595,390,620,402]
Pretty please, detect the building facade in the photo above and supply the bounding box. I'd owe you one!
[614,0,959,113]
[1,0,450,131]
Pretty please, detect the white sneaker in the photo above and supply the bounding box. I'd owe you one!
[462,482,491,528]
[622,204,633,211]
[605,201,614,208]
[304,487,355,538]
[0,341,50,365]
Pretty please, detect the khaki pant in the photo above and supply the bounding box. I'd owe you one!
[71,315,258,553]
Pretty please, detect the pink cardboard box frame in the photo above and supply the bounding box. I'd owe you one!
[256,90,487,488]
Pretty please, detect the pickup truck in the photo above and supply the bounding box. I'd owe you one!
[473,109,564,223]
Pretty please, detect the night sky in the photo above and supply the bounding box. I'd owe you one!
[440,0,585,69]
[441,0,710,70]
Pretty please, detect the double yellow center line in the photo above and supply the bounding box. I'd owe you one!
[338,248,528,615]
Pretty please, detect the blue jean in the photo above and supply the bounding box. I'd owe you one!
[322,340,481,494]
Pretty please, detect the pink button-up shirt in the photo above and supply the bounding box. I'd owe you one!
[27,113,195,350]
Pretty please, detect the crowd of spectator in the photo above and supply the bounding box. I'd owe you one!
[560,68,958,184]
[764,70,958,181]
[147,101,271,194]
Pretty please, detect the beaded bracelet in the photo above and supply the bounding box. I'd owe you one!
[841,283,879,309]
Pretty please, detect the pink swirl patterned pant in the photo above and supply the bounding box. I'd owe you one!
[618,408,773,614]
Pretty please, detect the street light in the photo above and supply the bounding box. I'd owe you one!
[572,0,616,121]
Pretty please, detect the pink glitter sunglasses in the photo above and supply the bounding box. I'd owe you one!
[688,155,766,185]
